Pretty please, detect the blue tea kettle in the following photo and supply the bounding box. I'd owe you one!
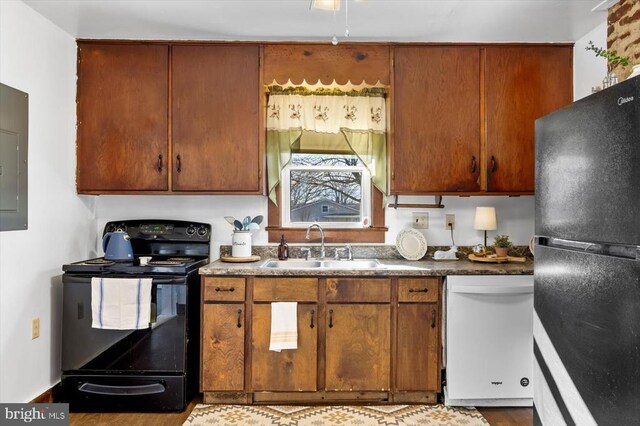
[103,230,134,261]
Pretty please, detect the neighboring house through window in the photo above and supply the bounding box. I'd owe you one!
[281,153,371,228]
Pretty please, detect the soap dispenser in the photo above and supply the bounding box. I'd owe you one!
[277,234,289,260]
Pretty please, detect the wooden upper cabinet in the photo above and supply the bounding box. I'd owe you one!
[392,47,481,194]
[485,46,572,192]
[264,44,390,85]
[77,43,169,192]
[172,45,261,192]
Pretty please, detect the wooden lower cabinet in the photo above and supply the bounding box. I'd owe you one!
[397,303,440,391]
[325,304,390,391]
[201,276,441,403]
[396,278,441,395]
[252,303,318,391]
[201,303,245,391]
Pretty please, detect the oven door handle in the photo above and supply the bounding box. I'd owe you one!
[63,276,185,285]
[78,382,166,396]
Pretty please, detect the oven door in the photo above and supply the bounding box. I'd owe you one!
[61,274,189,374]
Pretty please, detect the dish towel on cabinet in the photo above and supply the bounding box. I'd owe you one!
[91,277,153,330]
[269,302,298,352]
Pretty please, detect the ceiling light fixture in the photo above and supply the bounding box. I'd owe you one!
[310,0,351,45]
[310,0,340,11]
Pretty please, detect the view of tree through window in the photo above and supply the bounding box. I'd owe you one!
[288,153,365,224]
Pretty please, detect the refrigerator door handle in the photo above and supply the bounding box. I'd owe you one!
[451,285,533,295]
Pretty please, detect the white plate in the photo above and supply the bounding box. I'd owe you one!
[396,228,427,260]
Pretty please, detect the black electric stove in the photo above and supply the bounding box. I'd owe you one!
[58,219,211,412]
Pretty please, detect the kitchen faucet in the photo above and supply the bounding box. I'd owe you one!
[305,223,325,259]
[334,244,353,261]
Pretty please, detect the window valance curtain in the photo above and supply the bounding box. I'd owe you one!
[266,85,388,205]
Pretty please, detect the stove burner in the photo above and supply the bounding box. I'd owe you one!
[147,260,185,266]
[167,257,194,262]
[84,259,115,265]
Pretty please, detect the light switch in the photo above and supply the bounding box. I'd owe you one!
[413,212,429,229]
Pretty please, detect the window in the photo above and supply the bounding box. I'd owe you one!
[281,153,371,228]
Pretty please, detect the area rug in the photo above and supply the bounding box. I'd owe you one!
[183,404,489,426]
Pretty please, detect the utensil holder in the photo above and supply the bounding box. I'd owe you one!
[232,230,252,257]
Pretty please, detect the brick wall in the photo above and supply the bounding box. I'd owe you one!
[608,0,640,80]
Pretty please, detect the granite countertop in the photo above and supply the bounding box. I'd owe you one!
[199,257,533,276]
[201,244,533,276]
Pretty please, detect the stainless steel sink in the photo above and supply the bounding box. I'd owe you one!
[261,259,385,270]
[261,259,323,269]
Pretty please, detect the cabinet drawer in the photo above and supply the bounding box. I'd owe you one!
[398,278,439,302]
[326,278,391,303]
[203,277,246,302]
[254,278,318,302]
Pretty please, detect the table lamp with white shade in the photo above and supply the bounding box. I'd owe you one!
[474,207,497,248]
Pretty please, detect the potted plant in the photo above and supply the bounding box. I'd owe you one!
[493,235,512,257]
[585,41,636,84]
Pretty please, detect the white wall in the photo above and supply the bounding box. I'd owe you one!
[574,20,608,101]
[95,196,269,259]
[385,195,534,247]
[95,194,533,253]
[0,0,96,402]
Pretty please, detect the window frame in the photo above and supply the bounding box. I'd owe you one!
[280,161,372,229]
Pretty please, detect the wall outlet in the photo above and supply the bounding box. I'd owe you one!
[32,318,40,339]
[412,212,429,229]
[445,214,455,230]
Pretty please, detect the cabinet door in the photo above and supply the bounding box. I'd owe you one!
[393,47,481,193]
[397,303,440,391]
[485,46,572,192]
[202,303,245,391]
[77,43,169,192]
[172,45,261,192]
[251,304,318,391]
[326,304,390,391]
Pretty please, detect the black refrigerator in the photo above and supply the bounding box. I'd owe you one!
[534,75,639,425]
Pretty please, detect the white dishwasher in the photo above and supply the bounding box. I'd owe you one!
[444,275,533,407]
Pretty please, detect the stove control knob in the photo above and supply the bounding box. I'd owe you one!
[186,225,196,236]
[197,226,208,236]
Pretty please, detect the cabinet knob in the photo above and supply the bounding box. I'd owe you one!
[431,308,436,328]
[215,287,235,292]
[409,288,429,293]
[310,310,315,329]
[176,155,182,173]
[471,156,477,173]
[328,309,334,328]
[237,309,243,328]
[490,156,497,173]
[156,154,163,172]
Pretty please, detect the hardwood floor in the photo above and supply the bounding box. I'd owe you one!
[69,396,198,426]
[478,407,533,425]
[69,396,533,425]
